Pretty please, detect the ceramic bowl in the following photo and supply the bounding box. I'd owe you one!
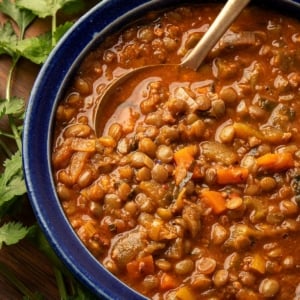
[23,0,300,299]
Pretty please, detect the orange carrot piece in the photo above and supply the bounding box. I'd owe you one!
[249,253,266,275]
[139,255,155,274]
[160,273,179,290]
[174,145,197,167]
[174,165,188,186]
[256,152,294,172]
[201,190,226,214]
[176,286,197,300]
[126,260,140,279]
[174,145,197,185]
[216,167,249,185]
[126,255,155,279]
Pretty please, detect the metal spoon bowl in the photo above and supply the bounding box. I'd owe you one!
[94,0,250,136]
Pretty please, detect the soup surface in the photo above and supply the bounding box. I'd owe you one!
[52,3,300,299]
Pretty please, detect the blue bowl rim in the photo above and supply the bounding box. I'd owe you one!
[22,0,300,299]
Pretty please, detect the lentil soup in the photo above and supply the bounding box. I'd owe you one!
[52,3,300,299]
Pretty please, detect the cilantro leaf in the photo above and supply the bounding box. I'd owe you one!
[16,0,81,18]
[61,0,85,15]
[0,97,25,118]
[15,32,52,64]
[0,25,53,65]
[12,22,74,64]
[0,221,30,248]
[0,0,35,37]
[54,21,73,42]
[0,151,26,206]
[0,22,18,57]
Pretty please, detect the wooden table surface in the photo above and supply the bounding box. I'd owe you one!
[0,2,99,299]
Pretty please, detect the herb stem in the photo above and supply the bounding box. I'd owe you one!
[54,267,68,300]
[9,116,22,152]
[0,130,15,140]
[52,12,57,47]
[5,58,17,102]
[6,57,22,152]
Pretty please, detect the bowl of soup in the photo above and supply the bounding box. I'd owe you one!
[23,0,300,299]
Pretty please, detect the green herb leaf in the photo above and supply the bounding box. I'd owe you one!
[0,151,26,206]
[61,0,85,15]
[12,21,74,65]
[54,21,73,42]
[0,0,35,37]
[0,22,17,57]
[0,97,25,118]
[0,222,30,248]
[16,0,81,18]
[15,33,52,64]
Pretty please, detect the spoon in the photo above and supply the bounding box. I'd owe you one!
[94,0,251,136]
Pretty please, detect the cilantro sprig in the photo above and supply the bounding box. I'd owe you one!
[0,0,98,299]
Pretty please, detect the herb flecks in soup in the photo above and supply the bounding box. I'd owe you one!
[52,4,300,299]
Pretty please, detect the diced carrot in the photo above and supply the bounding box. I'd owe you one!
[126,255,155,279]
[249,253,266,274]
[256,152,294,172]
[216,167,249,185]
[174,165,188,186]
[174,145,197,166]
[126,260,140,279]
[176,286,197,300]
[201,190,226,214]
[139,255,155,274]
[174,145,197,185]
[160,273,179,290]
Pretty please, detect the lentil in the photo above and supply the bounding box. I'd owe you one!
[259,278,280,298]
